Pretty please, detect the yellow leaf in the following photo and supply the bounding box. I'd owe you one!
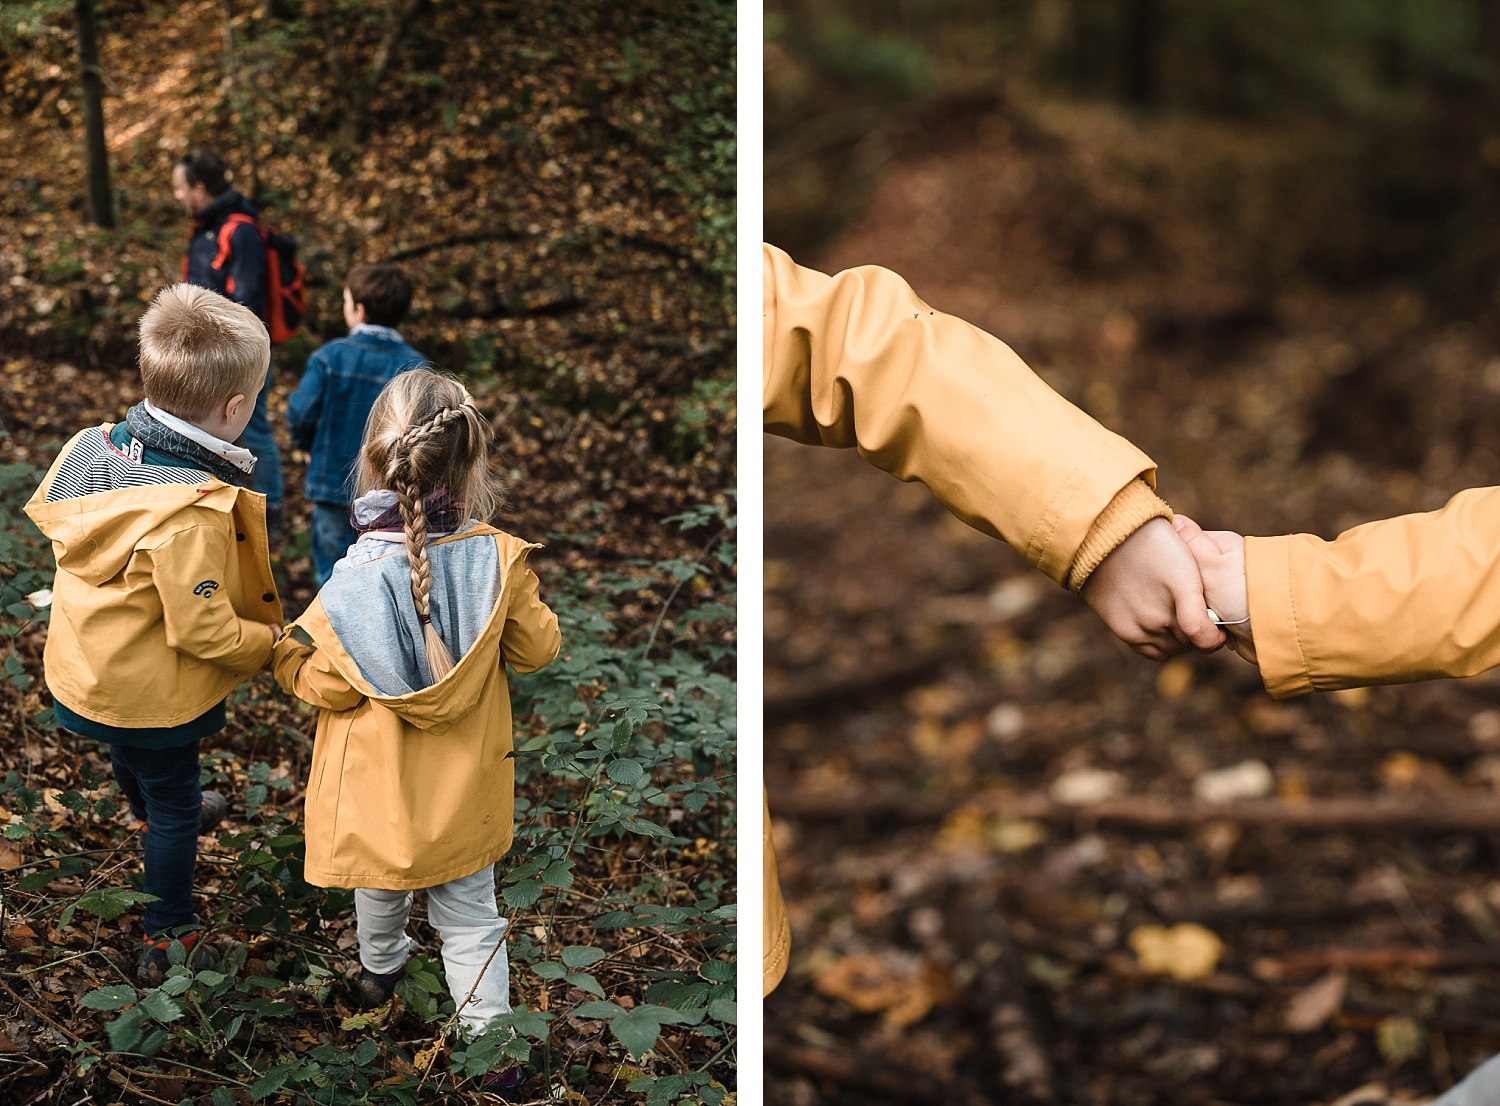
[988,818,1046,854]
[936,806,987,850]
[1332,686,1371,709]
[412,1038,445,1075]
[1375,1015,1425,1064]
[1128,923,1225,981]
[1156,658,1194,701]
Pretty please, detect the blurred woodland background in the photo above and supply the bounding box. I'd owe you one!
[0,2,735,1104]
[764,1,1500,1104]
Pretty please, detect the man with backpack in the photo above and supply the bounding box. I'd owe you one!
[172,147,299,542]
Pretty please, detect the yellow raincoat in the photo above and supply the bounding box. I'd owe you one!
[24,425,281,728]
[1246,486,1500,697]
[272,526,560,890]
[762,244,1172,993]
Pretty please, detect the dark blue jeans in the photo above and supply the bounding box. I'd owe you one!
[311,501,358,586]
[240,360,283,510]
[110,741,202,935]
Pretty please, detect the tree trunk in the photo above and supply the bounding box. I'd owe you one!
[74,0,113,228]
[337,0,424,149]
[1121,0,1161,109]
[222,0,261,200]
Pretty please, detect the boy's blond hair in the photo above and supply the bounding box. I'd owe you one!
[138,284,269,421]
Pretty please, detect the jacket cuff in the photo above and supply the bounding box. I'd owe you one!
[1244,534,1314,698]
[1063,479,1173,592]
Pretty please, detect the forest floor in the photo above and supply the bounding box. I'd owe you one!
[1,2,735,1104]
[765,97,1500,1105]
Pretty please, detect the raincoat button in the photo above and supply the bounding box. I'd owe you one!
[236,532,245,541]
[262,592,275,603]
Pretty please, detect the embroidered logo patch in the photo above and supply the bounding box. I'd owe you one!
[193,580,220,598]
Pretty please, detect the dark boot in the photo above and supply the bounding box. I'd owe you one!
[198,790,227,833]
[350,960,408,1008]
[138,931,218,985]
[482,1064,528,1100]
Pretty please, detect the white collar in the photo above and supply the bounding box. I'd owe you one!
[143,399,258,475]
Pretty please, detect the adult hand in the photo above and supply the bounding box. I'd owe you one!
[1081,516,1225,660]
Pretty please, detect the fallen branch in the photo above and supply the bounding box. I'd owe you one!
[1255,946,1500,982]
[774,790,1500,834]
[765,1041,993,1106]
[765,634,978,721]
[949,885,1057,1103]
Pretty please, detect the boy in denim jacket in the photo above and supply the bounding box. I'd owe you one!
[286,263,427,584]
[25,285,283,980]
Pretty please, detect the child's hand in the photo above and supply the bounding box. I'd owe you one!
[1171,514,1256,664]
[1081,516,1226,661]
[269,624,284,639]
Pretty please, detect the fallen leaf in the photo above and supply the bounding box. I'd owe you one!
[1128,923,1225,981]
[985,702,1024,741]
[1283,970,1347,1032]
[1156,657,1194,701]
[1050,767,1126,804]
[1332,686,1371,709]
[1194,760,1274,803]
[987,576,1043,619]
[988,818,1046,854]
[812,951,952,1027]
[1375,1015,1424,1064]
[412,1038,445,1075]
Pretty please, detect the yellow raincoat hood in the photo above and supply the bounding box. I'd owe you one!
[273,526,561,890]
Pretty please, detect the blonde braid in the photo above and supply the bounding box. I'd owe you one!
[391,448,455,684]
[396,405,468,456]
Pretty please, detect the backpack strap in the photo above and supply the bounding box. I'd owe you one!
[212,212,260,271]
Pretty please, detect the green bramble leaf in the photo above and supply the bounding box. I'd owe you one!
[561,945,607,969]
[81,985,137,1011]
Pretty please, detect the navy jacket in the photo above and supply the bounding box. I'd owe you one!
[183,189,267,322]
[286,330,428,504]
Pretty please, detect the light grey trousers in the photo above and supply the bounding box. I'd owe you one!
[354,863,511,1035]
[1432,1055,1500,1106]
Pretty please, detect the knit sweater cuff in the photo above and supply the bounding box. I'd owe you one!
[1064,479,1174,592]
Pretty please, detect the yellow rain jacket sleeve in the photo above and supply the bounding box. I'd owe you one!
[1246,485,1500,698]
[148,520,278,674]
[272,629,365,713]
[761,244,1172,994]
[501,556,565,673]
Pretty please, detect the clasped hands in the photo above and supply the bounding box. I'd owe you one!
[1080,515,1255,664]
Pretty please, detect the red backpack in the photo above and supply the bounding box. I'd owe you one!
[183,212,306,344]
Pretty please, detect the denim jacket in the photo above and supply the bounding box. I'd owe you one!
[286,330,428,504]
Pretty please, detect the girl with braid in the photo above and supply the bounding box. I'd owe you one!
[272,369,560,1095]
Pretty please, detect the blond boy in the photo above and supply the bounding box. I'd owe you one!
[25,284,283,980]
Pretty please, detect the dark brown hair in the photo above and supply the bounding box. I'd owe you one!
[346,263,413,327]
[175,148,229,196]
